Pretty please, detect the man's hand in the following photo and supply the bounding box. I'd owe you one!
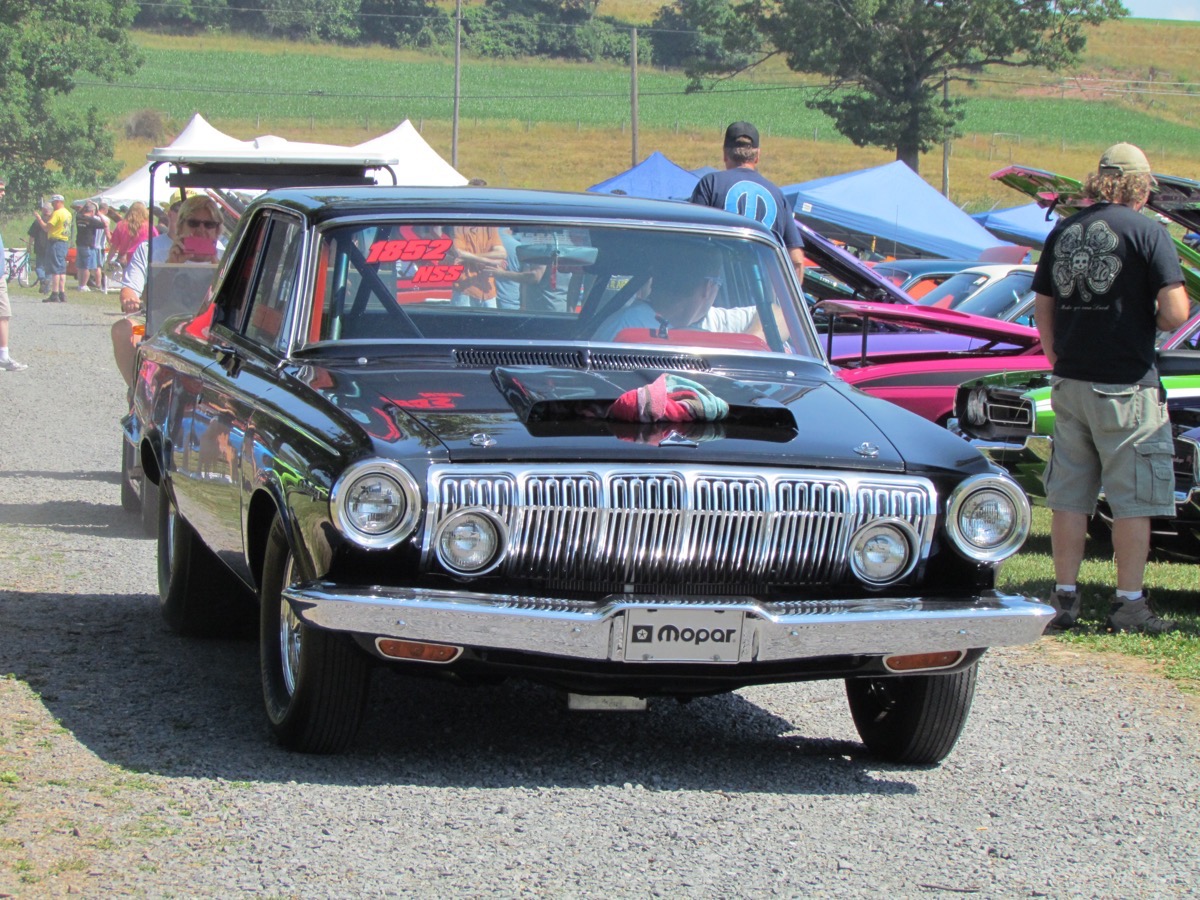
[119,286,142,314]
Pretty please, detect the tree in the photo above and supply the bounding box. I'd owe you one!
[672,0,1126,170]
[0,0,143,208]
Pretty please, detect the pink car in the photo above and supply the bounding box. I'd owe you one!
[818,299,1049,424]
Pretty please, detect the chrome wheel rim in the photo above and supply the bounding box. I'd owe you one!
[278,556,302,697]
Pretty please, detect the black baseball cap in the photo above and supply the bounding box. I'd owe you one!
[724,121,760,149]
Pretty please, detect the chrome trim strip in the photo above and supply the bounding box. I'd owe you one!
[285,584,1053,662]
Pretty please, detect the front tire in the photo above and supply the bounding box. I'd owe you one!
[259,515,369,754]
[846,662,978,765]
[157,484,253,637]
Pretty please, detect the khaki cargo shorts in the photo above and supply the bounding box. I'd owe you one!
[1043,376,1175,519]
[0,277,10,318]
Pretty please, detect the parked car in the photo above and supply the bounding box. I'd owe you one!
[128,186,1050,763]
[916,264,1037,311]
[871,258,979,300]
[819,299,1048,424]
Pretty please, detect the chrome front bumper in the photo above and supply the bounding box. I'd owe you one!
[284,584,1053,663]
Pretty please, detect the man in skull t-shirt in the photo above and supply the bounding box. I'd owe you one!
[1031,142,1189,635]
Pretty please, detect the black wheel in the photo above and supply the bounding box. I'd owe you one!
[845,662,977,765]
[259,515,369,754]
[1086,513,1113,548]
[157,484,253,637]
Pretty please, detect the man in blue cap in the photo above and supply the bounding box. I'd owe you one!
[690,121,806,278]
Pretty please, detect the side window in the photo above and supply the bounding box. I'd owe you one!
[216,213,270,333]
[243,215,304,350]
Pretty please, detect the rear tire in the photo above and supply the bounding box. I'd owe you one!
[259,515,369,754]
[846,662,978,765]
[16,260,35,288]
[157,484,253,637]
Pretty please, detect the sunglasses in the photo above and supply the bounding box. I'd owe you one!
[185,218,220,231]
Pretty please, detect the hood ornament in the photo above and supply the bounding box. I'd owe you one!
[854,441,880,458]
[659,431,699,448]
[470,433,497,448]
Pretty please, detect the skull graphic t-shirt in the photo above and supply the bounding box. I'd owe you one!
[1032,202,1184,384]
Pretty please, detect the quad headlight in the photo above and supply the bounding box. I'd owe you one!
[945,474,1030,562]
[434,508,507,577]
[848,518,919,586]
[331,459,421,550]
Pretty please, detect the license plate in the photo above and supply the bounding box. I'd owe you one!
[623,608,743,663]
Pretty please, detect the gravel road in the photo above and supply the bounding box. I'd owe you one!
[2,285,1199,898]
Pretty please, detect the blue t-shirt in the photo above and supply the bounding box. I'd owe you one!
[690,168,804,251]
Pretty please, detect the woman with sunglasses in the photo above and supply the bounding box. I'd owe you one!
[167,196,224,264]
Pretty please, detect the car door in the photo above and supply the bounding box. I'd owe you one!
[177,209,306,580]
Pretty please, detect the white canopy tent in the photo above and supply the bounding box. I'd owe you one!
[95,114,245,208]
[96,116,465,209]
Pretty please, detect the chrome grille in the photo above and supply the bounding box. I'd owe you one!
[423,465,936,588]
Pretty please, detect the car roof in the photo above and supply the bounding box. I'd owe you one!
[249,186,779,236]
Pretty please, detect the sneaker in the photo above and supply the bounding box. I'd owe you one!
[57,292,67,303]
[1044,589,1081,631]
[42,293,57,303]
[77,285,91,292]
[0,358,28,371]
[1106,594,1178,635]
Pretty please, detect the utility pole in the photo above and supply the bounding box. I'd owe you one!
[452,0,462,168]
[630,27,639,168]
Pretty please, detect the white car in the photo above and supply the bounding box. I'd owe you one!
[916,264,1036,313]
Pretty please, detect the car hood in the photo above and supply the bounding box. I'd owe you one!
[816,299,1043,361]
[292,357,980,474]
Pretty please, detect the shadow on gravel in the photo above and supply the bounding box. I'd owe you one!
[0,500,150,539]
[0,589,918,797]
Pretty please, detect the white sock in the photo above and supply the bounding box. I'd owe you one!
[0,348,9,362]
[1055,584,1076,594]
[1115,589,1143,602]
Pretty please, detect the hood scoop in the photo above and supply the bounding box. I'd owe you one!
[491,366,798,441]
[455,348,710,373]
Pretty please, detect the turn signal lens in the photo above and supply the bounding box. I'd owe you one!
[884,651,964,672]
[375,638,461,663]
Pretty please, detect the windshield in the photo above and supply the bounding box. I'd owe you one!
[953,272,1035,321]
[916,271,991,309]
[305,221,818,357]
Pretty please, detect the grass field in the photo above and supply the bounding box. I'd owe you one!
[49,16,1199,214]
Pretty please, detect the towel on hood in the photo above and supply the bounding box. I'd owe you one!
[608,373,729,423]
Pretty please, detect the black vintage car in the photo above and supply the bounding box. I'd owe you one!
[129,186,1051,763]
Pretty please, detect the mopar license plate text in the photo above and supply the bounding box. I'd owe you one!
[623,609,744,663]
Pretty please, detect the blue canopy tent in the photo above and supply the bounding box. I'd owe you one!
[972,203,1057,248]
[782,161,1018,260]
[587,151,699,200]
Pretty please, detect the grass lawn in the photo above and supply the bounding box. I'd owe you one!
[1000,508,1200,693]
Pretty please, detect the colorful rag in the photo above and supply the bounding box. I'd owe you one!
[608,374,729,423]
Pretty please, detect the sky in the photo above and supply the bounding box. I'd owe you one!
[1121,0,1200,20]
